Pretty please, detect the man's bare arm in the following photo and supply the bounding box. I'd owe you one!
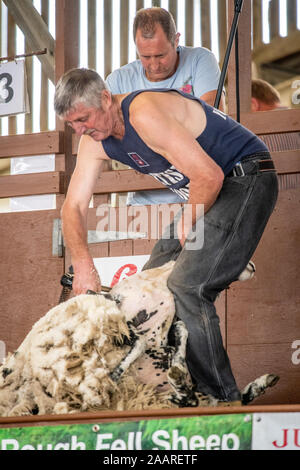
[61,135,109,294]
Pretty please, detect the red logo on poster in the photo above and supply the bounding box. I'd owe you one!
[110,264,137,287]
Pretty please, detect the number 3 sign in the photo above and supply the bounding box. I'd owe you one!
[0,60,29,117]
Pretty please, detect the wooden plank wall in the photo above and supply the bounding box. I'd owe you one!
[0,0,229,138]
[0,0,299,138]
[226,1,300,405]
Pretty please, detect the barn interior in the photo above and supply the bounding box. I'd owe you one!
[0,0,299,450]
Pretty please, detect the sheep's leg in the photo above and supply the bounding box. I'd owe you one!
[110,334,146,383]
[167,320,198,407]
[241,374,279,405]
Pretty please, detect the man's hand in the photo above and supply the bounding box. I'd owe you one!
[72,260,102,295]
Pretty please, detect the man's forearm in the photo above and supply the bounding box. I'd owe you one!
[178,176,223,245]
[61,203,101,294]
[61,203,93,267]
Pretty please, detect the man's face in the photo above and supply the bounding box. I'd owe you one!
[65,98,111,141]
[136,25,180,82]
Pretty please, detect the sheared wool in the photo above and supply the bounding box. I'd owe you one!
[0,261,279,417]
[0,263,179,416]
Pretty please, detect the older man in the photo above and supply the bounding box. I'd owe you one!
[106,7,225,206]
[55,68,278,404]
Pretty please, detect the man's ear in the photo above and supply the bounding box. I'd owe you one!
[251,97,260,112]
[101,90,112,111]
[174,32,180,48]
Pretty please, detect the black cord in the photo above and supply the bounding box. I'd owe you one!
[235,27,241,123]
[214,0,244,110]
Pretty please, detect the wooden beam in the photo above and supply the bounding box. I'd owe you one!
[217,0,228,67]
[91,151,300,195]
[201,0,211,50]
[238,109,300,135]
[55,0,79,84]
[94,169,165,194]
[227,0,252,115]
[185,0,194,47]
[269,0,280,41]
[104,0,112,79]
[252,0,263,50]
[0,172,64,198]
[88,0,96,69]
[2,0,55,83]
[0,132,64,159]
[253,29,300,66]
[1,404,300,427]
[271,150,300,174]
[7,9,16,136]
[120,0,129,67]
[55,0,80,195]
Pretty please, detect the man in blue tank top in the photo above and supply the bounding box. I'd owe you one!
[55,68,278,405]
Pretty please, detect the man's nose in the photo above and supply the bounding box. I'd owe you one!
[72,122,86,136]
[149,57,160,70]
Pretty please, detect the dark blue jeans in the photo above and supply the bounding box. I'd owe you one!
[143,154,278,401]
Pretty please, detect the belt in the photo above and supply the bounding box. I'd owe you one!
[227,159,276,178]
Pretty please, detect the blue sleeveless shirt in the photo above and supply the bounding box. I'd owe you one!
[102,89,268,201]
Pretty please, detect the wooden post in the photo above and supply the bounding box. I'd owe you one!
[169,0,177,26]
[185,0,194,47]
[0,4,2,136]
[104,0,112,79]
[25,44,33,134]
[218,0,228,67]
[7,10,16,136]
[269,0,280,41]
[136,0,144,12]
[201,0,212,50]
[253,0,263,50]
[120,0,129,66]
[40,0,49,132]
[88,0,97,70]
[287,0,297,33]
[55,0,79,196]
[227,0,252,116]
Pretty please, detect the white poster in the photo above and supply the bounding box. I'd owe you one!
[93,254,150,288]
[0,340,5,364]
[10,155,56,212]
[252,413,300,450]
[0,60,29,117]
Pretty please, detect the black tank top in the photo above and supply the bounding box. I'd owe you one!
[102,89,268,200]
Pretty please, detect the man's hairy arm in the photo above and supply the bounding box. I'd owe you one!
[61,135,109,294]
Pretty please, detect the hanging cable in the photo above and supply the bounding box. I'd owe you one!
[214,0,244,110]
[235,28,241,122]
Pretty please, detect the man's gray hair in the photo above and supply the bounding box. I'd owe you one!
[54,68,107,118]
[133,7,177,45]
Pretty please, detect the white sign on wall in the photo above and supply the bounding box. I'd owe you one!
[0,60,29,117]
[0,340,6,364]
[93,255,150,288]
[252,413,300,450]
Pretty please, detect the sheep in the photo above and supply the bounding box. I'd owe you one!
[0,261,278,416]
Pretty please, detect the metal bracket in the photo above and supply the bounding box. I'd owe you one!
[52,218,147,257]
[52,218,64,257]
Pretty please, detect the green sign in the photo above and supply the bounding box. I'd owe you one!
[0,413,252,451]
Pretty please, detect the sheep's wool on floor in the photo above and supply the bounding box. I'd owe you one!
[0,293,174,417]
